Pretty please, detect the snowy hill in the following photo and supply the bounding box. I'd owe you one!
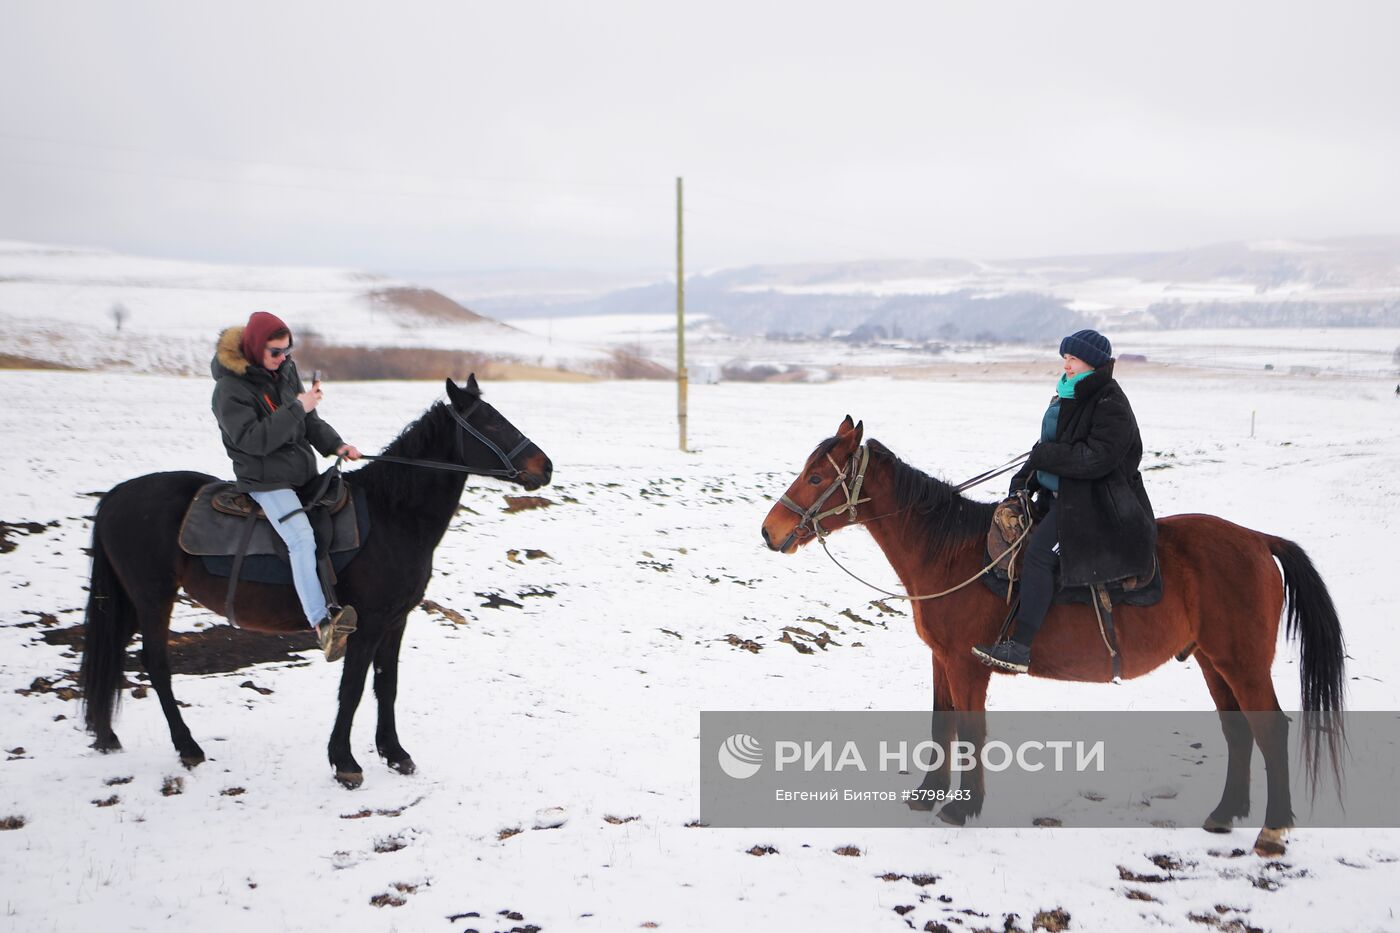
[470,236,1400,342]
[0,242,609,376]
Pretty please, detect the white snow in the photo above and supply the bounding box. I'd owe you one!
[1,366,1397,930]
[0,241,609,375]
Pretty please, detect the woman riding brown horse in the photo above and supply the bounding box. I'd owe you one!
[761,415,1345,857]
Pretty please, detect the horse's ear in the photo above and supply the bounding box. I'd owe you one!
[445,378,464,406]
[837,414,855,435]
[466,373,480,394]
[853,420,864,444]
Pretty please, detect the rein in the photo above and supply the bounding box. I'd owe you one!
[357,400,532,479]
[781,444,1031,602]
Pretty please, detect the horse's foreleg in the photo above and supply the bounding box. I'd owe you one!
[372,622,414,775]
[909,652,955,811]
[935,661,990,826]
[327,631,378,788]
[1197,654,1252,831]
[140,603,205,767]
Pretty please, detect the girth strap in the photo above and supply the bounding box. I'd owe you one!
[1091,583,1122,683]
[224,508,261,629]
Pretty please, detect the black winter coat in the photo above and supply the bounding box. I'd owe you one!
[1009,361,1156,587]
[210,326,344,492]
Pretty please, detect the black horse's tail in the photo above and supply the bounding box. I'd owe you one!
[79,513,137,744]
[1267,535,1347,792]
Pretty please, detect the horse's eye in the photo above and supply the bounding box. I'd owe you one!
[808,474,824,486]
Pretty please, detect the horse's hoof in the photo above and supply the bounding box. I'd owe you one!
[91,736,122,754]
[387,757,416,776]
[906,795,937,812]
[1253,826,1288,858]
[180,753,205,770]
[936,806,967,826]
[1202,816,1233,833]
[335,771,364,789]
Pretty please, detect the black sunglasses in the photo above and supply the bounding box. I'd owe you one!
[266,345,292,359]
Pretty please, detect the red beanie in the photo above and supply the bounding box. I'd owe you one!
[240,311,291,365]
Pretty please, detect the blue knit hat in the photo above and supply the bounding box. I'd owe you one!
[1059,329,1112,368]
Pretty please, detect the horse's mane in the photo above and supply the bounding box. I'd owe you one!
[866,439,996,566]
[350,401,459,505]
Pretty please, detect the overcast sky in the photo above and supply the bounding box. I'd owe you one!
[2,1,1397,278]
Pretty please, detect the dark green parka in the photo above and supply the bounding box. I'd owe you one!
[210,326,343,492]
[1009,360,1157,587]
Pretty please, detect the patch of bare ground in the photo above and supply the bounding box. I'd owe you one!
[1187,907,1263,933]
[503,495,555,513]
[483,360,595,382]
[0,353,80,370]
[0,520,54,554]
[420,599,469,625]
[366,287,493,323]
[724,634,763,653]
[40,622,315,675]
[603,815,639,825]
[0,815,25,830]
[1033,908,1072,931]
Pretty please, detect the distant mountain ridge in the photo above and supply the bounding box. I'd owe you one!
[471,236,1400,341]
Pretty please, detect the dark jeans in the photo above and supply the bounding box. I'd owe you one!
[1013,498,1059,647]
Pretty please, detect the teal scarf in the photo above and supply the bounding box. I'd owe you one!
[1056,369,1094,398]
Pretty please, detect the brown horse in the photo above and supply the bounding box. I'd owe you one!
[760,417,1346,857]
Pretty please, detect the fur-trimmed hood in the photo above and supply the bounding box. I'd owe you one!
[211,326,253,380]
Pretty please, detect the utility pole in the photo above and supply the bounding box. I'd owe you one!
[676,176,688,452]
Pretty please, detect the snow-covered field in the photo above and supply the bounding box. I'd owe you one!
[1,368,1398,931]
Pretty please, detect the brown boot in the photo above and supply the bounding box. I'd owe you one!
[316,605,358,662]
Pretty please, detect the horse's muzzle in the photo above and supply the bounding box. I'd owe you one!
[518,453,553,491]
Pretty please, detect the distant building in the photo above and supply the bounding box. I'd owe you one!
[689,364,722,385]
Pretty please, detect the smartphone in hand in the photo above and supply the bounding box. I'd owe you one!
[311,369,322,386]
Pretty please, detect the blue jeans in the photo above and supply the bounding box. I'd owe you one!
[248,488,326,628]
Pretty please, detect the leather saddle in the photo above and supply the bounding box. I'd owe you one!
[982,494,1162,609]
[177,477,369,585]
[981,494,1162,681]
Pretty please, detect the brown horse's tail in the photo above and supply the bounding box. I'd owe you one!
[1267,535,1347,791]
[79,511,137,742]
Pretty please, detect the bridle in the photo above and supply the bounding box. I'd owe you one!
[776,443,1032,601]
[775,445,872,548]
[359,398,535,479]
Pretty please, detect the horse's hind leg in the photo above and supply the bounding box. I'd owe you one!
[1197,654,1253,832]
[372,621,415,775]
[1213,660,1294,856]
[140,598,206,767]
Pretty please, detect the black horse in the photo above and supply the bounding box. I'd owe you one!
[79,376,552,787]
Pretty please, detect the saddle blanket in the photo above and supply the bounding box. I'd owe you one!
[981,555,1164,608]
[177,481,371,585]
